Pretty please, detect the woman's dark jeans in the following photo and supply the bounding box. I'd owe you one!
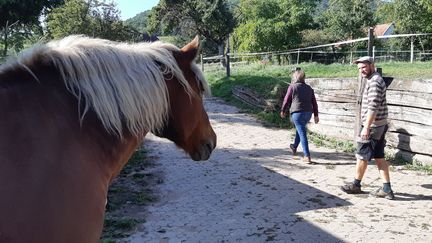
[291,111,312,157]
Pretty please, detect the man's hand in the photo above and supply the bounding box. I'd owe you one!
[314,116,319,124]
[360,127,370,140]
[280,111,286,119]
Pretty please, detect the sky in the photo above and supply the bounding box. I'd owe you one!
[114,0,159,20]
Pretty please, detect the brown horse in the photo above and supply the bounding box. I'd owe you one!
[0,35,216,242]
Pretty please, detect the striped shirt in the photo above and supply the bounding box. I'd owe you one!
[361,72,388,127]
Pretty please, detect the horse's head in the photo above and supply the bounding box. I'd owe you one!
[155,36,216,161]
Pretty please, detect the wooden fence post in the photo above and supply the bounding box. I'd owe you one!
[200,54,204,72]
[296,49,300,64]
[354,72,365,142]
[410,37,414,63]
[367,27,374,56]
[226,37,230,77]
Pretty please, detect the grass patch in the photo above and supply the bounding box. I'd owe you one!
[309,132,356,153]
[387,153,432,175]
[101,147,159,242]
[102,218,143,239]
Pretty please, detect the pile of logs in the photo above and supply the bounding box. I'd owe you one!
[232,85,282,112]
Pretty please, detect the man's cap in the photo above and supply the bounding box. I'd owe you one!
[353,56,374,64]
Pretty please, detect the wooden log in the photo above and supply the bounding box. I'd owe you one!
[232,85,266,109]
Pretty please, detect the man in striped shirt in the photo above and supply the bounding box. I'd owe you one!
[341,56,394,200]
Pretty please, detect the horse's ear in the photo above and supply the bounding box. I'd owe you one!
[180,35,200,62]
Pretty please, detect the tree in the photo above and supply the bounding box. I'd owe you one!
[391,0,432,49]
[322,0,376,41]
[0,0,63,27]
[46,0,140,41]
[393,0,432,34]
[233,0,318,52]
[374,0,396,24]
[0,0,64,56]
[125,10,151,33]
[147,0,236,56]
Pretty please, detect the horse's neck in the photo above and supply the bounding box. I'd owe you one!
[0,65,144,183]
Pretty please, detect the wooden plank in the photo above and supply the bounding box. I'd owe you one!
[387,132,432,156]
[314,90,357,103]
[319,113,355,125]
[388,105,432,126]
[317,102,356,116]
[388,79,432,93]
[387,90,432,109]
[386,148,432,166]
[308,78,357,90]
[388,120,432,138]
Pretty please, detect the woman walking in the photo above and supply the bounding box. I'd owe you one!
[280,69,319,162]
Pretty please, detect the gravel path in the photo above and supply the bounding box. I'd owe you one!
[126,97,432,243]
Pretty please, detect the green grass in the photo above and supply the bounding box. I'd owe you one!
[387,153,432,175]
[309,132,356,153]
[102,218,143,240]
[208,61,432,81]
[101,148,156,242]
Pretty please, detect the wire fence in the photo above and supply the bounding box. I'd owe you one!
[200,33,432,75]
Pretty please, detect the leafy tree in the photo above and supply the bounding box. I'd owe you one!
[374,0,396,24]
[147,0,236,56]
[393,0,432,34]
[390,0,432,49]
[300,29,334,47]
[46,0,140,41]
[124,10,151,33]
[0,0,63,27]
[233,0,318,52]
[322,0,376,41]
[0,0,64,56]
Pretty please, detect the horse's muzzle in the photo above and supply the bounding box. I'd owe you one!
[191,139,216,161]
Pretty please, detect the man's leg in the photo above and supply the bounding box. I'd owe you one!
[341,159,368,194]
[355,159,368,181]
[375,158,390,183]
[371,157,394,199]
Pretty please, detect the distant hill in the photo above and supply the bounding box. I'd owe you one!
[124,10,151,33]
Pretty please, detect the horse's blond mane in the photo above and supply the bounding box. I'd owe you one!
[4,35,210,137]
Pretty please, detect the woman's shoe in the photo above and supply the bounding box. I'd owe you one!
[289,144,297,155]
[303,156,311,163]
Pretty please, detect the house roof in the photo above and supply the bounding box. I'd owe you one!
[373,23,394,36]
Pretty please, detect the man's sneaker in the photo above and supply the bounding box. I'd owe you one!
[290,144,297,155]
[370,187,395,200]
[340,183,362,194]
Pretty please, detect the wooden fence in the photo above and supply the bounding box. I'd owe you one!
[307,77,432,165]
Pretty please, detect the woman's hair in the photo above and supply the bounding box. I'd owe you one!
[292,70,306,83]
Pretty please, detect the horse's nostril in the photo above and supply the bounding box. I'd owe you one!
[205,142,212,152]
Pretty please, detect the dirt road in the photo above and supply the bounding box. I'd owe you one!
[126,97,432,242]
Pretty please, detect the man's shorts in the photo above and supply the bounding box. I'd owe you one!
[356,125,388,161]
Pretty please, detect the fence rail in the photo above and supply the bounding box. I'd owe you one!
[200,32,432,75]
